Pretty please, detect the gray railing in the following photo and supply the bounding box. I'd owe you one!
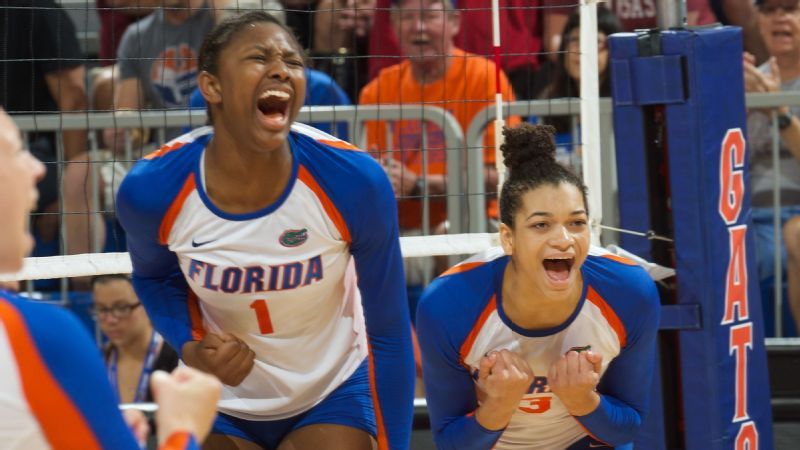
[11,93,799,335]
[12,105,466,241]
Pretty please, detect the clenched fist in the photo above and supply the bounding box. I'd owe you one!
[548,350,603,416]
[474,349,534,431]
[182,332,256,386]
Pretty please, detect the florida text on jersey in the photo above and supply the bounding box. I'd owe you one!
[116,124,414,449]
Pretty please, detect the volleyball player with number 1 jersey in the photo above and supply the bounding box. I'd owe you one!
[117,12,414,450]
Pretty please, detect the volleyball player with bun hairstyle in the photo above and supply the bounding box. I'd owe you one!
[116,11,414,450]
[0,108,220,449]
[416,123,661,449]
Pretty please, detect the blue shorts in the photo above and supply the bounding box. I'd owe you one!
[211,359,376,449]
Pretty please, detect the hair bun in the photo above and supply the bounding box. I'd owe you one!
[500,123,557,171]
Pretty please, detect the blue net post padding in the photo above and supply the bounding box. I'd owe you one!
[610,26,774,449]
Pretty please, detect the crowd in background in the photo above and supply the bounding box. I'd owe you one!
[1,0,799,362]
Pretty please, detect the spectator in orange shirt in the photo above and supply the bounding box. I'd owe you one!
[359,0,519,283]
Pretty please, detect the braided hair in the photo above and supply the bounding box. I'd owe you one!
[197,11,306,122]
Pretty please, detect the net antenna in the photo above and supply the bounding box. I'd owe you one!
[494,0,604,245]
[491,0,506,192]
[580,0,602,245]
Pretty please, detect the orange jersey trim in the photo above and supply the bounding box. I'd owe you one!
[187,289,206,341]
[161,431,192,450]
[0,300,101,450]
[367,347,389,450]
[459,295,498,366]
[600,253,638,266]
[297,164,352,243]
[585,287,628,348]
[144,140,187,160]
[317,138,361,151]
[441,261,486,277]
[158,173,197,245]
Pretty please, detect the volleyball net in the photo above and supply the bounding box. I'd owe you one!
[6,0,616,285]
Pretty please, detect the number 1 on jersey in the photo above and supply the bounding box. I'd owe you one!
[250,299,273,334]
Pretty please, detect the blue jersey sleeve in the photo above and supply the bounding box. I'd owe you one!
[117,162,197,357]
[416,281,503,450]
[346,156,415,450]
[7,296,142,449]
[15,296,201,450]
[575,268,661,445]
[297,134,415,450]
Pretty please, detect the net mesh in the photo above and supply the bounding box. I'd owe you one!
[2,0,603,287]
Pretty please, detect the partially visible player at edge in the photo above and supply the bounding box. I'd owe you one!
[0,108,221,449]
[416,123,661,450]
[116,11,414,450]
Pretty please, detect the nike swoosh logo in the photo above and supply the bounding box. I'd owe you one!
[191,238,218,247]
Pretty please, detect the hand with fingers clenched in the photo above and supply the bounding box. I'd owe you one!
[150,366,221,445]
[182,332,256,386]
[474,349,534,431]
[548,350,604,416]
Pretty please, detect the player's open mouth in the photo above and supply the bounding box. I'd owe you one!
[543,256,574,284]
[772,30,792,39]
[257,89,291,130]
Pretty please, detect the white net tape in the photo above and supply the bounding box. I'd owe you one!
[120,397,431,414]
[0,233,501,282]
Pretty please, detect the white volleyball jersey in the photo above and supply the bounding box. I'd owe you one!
[417,246,661,450]
[117,124,414,447]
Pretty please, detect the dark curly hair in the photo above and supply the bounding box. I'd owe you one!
[499,123,588,227]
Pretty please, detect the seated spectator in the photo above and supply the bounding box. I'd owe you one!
[359,0,519,291]
[364,0,573,100]
[189,67,352,138]
[314,0,376,101]
[63,0,217,279]
[0,0,88,259]
[92,0,284,114]
[536,5,622,169]
[96,0,158,66]
[743,0,800,336]
[105,0,216,147]
[91,274,179,403]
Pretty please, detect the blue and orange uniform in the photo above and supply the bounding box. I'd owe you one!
[0,290,198,449]
[116,124,414,449]
[416,246,661,450]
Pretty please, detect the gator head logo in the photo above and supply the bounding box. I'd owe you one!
[567,345,592,355]
[279,228,309,247]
